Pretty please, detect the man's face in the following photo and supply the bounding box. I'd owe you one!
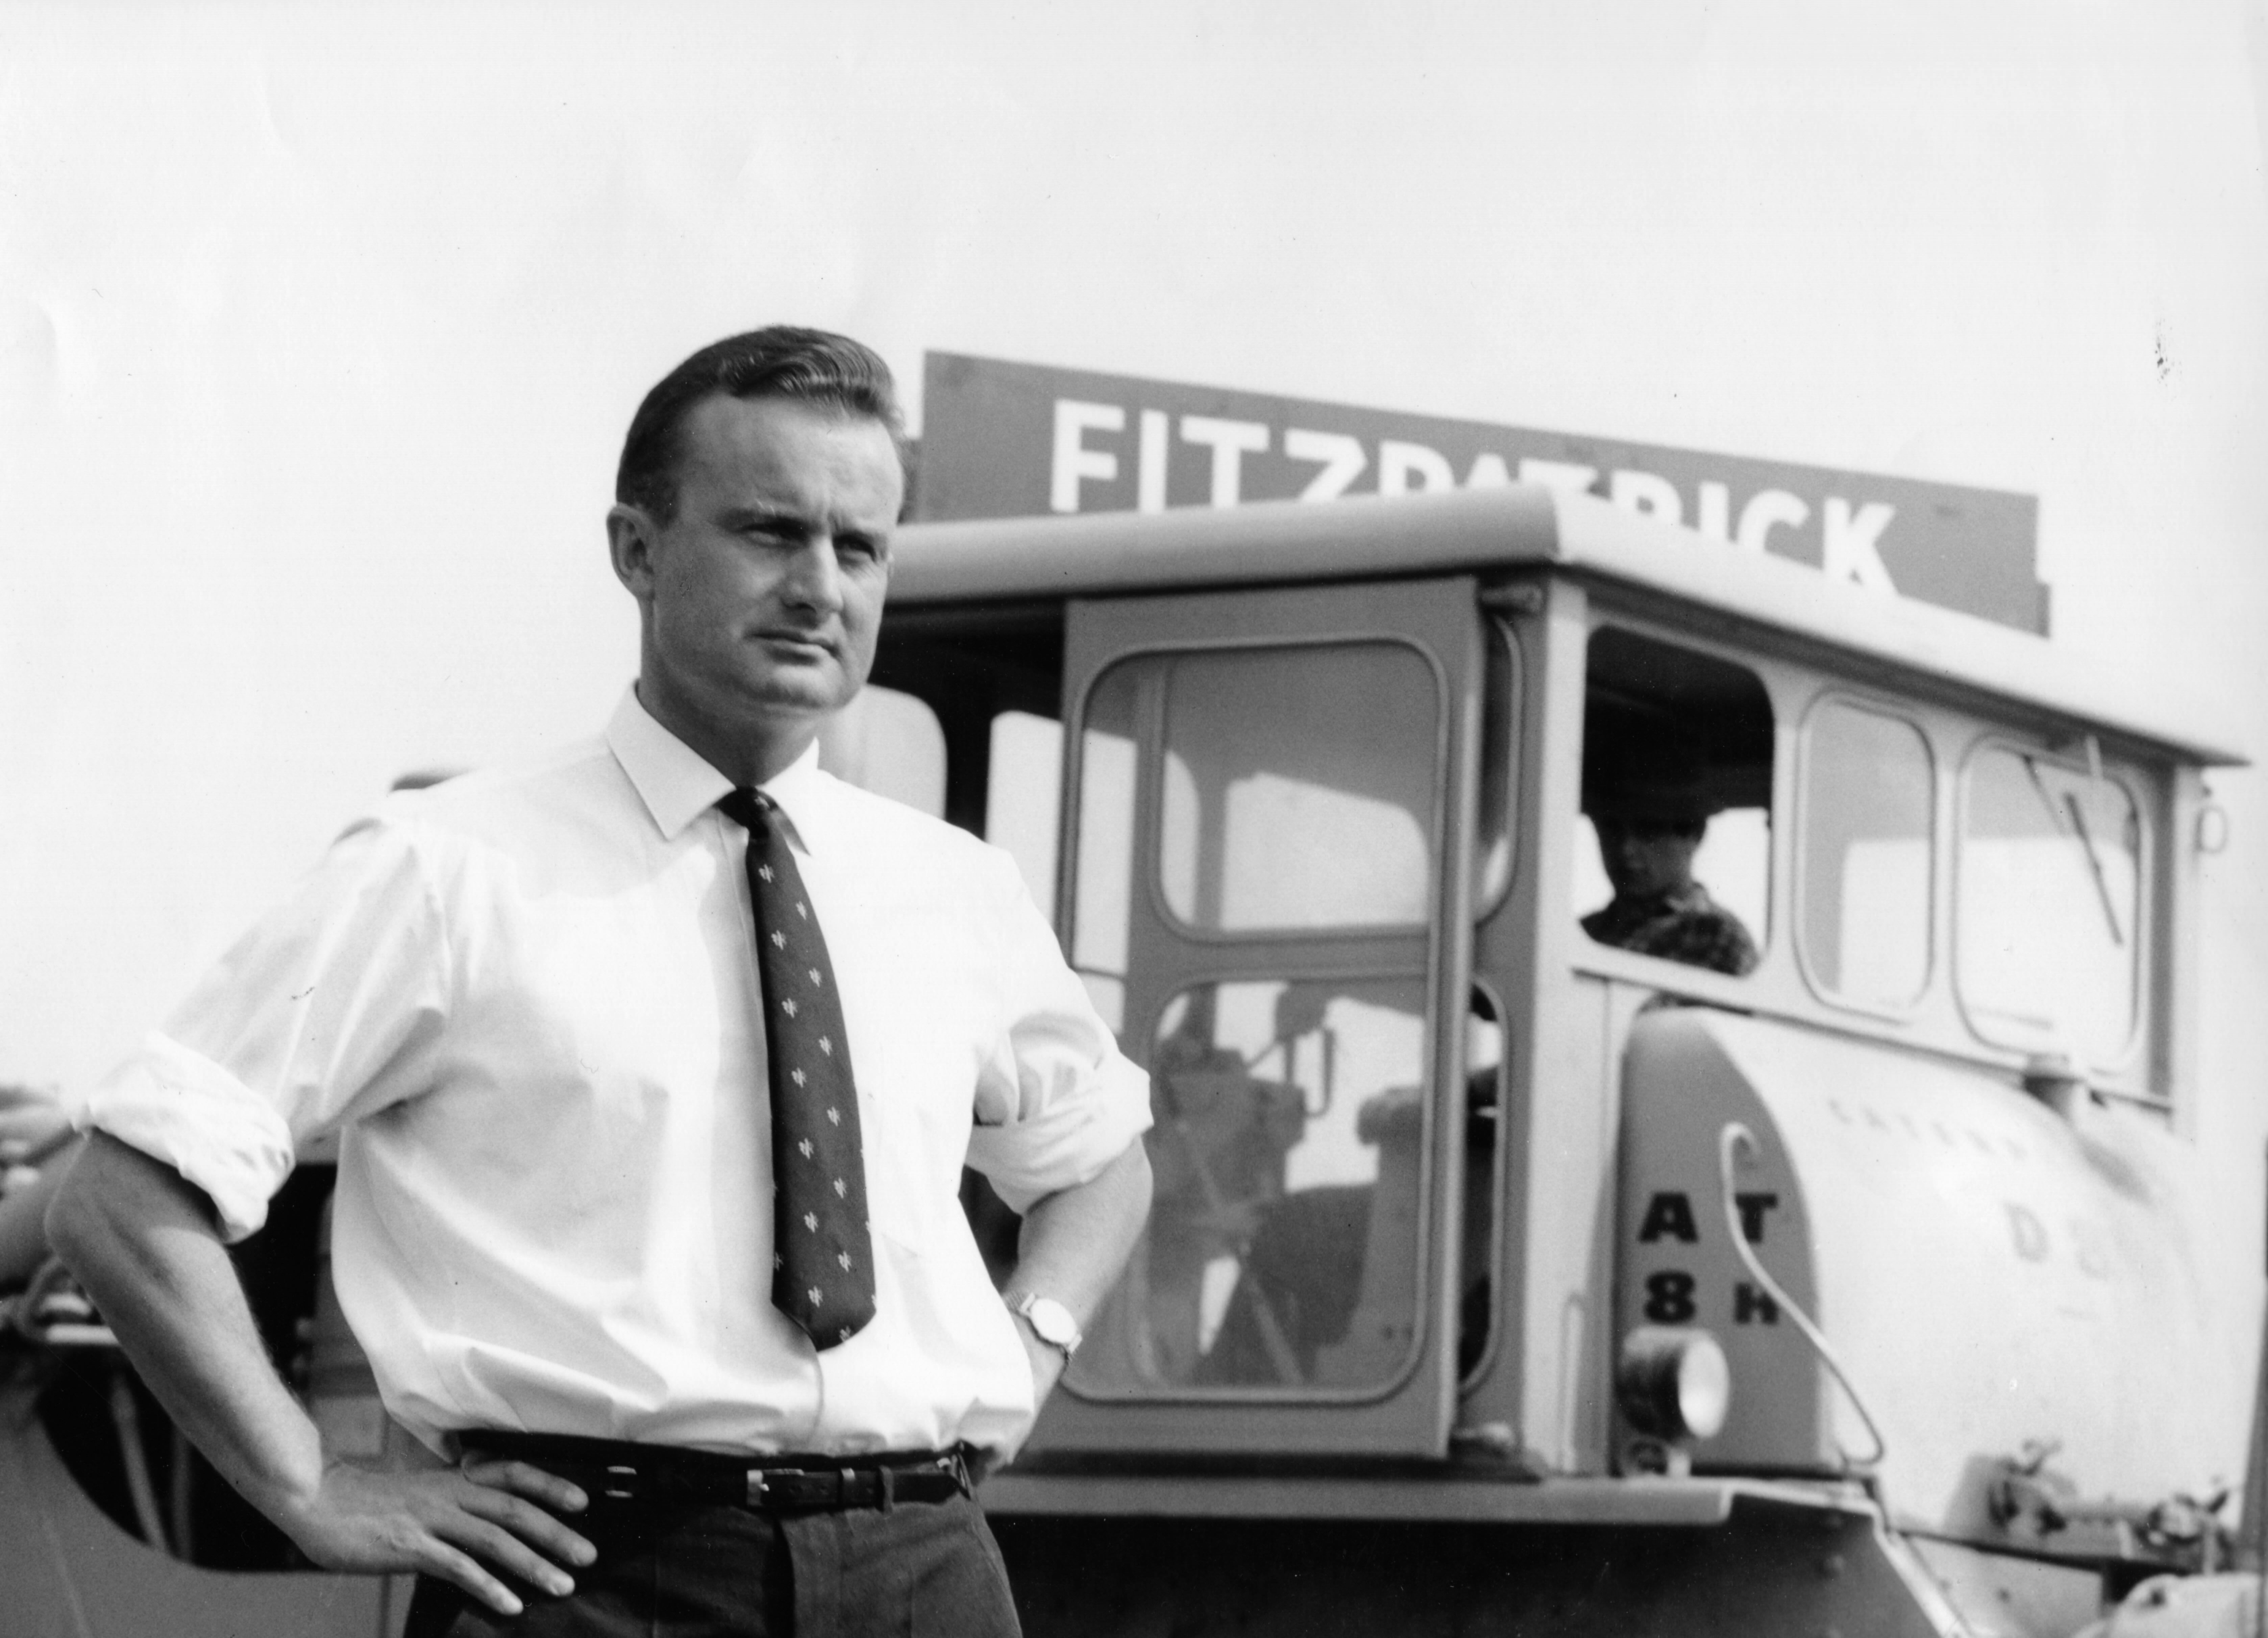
[1595,815,1705,900]
[612,394,903,772]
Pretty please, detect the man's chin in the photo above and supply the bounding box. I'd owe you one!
[739,673,856,720]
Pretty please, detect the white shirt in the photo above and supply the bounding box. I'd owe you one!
[80,690,1150,1457]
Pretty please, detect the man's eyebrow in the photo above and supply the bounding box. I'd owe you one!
[712,504,891,546]
[715,505,809,533]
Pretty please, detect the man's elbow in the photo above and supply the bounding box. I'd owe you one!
[43,1138,113,1277]
[1105,1138,1154,1241]
[1119,1139,1153,1215]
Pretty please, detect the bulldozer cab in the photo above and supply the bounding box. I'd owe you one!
[862,481,2242,1514]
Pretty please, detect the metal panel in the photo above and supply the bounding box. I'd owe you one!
[1614,1007,2236,1538]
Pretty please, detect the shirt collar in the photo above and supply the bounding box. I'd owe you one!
[605,686,828,847]
[1629,881,1710,915]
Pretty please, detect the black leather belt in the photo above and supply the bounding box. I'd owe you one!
[469,1431,972,1513]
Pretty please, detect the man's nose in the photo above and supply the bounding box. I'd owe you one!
[780,538,846,611]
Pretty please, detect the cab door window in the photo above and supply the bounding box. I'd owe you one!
[1157,644,1436,933]
[1139,975,1428,1390]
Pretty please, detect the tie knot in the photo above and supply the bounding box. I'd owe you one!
[717,787,773,832]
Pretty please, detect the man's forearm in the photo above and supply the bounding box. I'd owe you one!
[1002,1140,1153,1411]
[45,1131,597,1616]
[1008,1140,1153,1323]
[46,1131,325,1521]
[985,1140,1150,1444]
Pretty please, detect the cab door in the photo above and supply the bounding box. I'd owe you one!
[1028,577,1483,1459]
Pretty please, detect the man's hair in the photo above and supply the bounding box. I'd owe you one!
[615,327,906,523]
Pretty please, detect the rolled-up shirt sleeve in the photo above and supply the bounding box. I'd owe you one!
[77,806,453,1242]
[963,850,1151,1214]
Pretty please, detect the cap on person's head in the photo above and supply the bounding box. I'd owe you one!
[1583,718,1715,826]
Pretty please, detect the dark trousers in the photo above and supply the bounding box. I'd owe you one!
[403,1489,1021,1638]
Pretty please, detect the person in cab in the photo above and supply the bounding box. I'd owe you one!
[1580,727,1759,977]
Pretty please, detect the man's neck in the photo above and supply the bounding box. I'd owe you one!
[633,678,818,788]
[1616,879,1703,910]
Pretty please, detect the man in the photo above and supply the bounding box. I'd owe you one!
[1581,810,1758,976]
[1580,729,1759,977]
[47,327,1154,1636]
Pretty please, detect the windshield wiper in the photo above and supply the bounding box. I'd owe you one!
[2061,792,2125,948]
[2023,755,2125,947]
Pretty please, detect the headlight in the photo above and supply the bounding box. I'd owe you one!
[1616,1325,1730,1442]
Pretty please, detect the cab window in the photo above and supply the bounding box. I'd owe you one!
[1070,665,1141,1033]
[1957,746,2143,1063]
[1575,628,1772,976]
[1157,644,1435,933]
[1137,975,1428,1390]
[984,708,1064,919]
[1068,640,1439,1398]
[1798,700,1934,1010]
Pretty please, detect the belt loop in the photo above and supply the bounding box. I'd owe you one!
[879,1465,896,1513]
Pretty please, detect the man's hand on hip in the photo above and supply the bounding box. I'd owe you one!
[277,1456,595,1619]
[46,1136,592,1620]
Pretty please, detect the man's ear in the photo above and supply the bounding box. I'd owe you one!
[607,504,659,599]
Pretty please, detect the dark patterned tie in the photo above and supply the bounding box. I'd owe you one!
[716,788,876,1350]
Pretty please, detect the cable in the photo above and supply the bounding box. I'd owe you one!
[1716,1122,1888,1475]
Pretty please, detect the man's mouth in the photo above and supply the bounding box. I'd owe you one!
[753,630,836,655]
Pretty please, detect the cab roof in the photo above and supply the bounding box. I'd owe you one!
[888,484,2245,768]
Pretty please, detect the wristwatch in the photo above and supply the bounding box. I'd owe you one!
[1005,1291,1083,1363]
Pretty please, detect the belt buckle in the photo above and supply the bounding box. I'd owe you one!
[743,1467,769,1508]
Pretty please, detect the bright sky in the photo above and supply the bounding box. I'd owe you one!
[5,2,2266,1249]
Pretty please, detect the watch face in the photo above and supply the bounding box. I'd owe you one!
[1020,1295,1080,1350]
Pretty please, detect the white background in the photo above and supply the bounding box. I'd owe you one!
[6,0,2267,1457]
